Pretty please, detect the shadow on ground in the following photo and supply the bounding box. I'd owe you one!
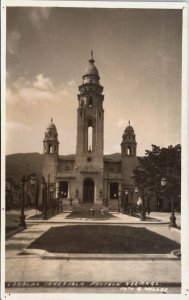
[27,225,180,254]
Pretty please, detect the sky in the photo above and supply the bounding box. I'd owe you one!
[5,6,182,156]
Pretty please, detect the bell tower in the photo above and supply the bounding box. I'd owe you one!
[43,118,59,155]
[75,52,104,204]
[121,121,137,157]
[42,119,59,182]
[121,121,138,206]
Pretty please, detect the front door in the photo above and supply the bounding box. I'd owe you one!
[83,178,94,203]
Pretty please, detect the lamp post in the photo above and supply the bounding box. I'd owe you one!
[47,174,50,210]
[118,190,121,212]
[124,189,129,214]
[61,191,64,212]
[19,174,37,228]
[133,186,138,216]
[105,172,109,207]
[40,177,47,220]
[161,177,177,227]
[140,193,146,221]
[50,185,54,214]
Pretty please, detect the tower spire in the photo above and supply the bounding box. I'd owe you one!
[128,120,130,126]
[89,50,94,64]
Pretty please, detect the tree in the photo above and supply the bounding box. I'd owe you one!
[132,144,181,211]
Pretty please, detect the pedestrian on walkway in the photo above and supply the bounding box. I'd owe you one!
[137,197,142,213]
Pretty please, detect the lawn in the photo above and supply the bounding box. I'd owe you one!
[27,225,180,254]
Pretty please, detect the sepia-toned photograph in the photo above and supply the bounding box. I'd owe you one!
[1,1,188,299]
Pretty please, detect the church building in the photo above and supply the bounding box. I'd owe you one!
[42,53,139,211]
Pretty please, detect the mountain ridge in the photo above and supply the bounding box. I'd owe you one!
[6,152,122,182]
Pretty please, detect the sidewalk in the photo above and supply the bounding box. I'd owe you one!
[5,209,38,239]
[4,210,181,294]
[25,210,181,227]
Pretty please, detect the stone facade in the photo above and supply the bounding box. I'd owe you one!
[42,54,139,210]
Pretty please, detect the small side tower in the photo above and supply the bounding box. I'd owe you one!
[121,121,138,207]
[121,121,137,156]
[43,118,59,155]
[42,119,59,183]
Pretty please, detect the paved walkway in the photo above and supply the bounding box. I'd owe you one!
[4,211,181,295]
[26,210,181,226]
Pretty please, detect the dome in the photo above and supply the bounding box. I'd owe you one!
[125,125,134,132]
[84,59,99,76]
[83,51,100,80]
[46,118,57,131]
[44,118,59,144]
[124,121,134,132]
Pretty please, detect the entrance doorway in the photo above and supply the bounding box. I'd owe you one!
[83,178,94,203]
[59,181,68,198]
[110,182,119,199]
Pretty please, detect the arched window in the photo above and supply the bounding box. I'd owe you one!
[89,96,93,107]
[49,145,53,154]
[88,126,93,151]
[88,119,93,151]
[127,147,131,155]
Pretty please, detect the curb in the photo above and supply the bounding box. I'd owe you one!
[25,219,170,225]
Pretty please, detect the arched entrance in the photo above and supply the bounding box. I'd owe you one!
[110,182,119,199]
[83,178,94,203]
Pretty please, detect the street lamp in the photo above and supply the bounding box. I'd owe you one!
[50,185,54,214]
[140,195,146,221]
[132,186,138,216]
[118,190,121,212]
[43,174,56,219]
[61,190,64,212]
[124,189,129,214]
[161,177,177,227]
[19,173,37,228]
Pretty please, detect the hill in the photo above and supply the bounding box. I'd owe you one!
[104,153,121,161]
[6,152,122,183]
[6,153,45,183]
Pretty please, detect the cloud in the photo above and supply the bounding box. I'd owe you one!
[33,74,54,91]
[7,30,21,55]
[6,121,32,132]
[67,79,76,87]
[7,74,74,105]
[29,8,51,29]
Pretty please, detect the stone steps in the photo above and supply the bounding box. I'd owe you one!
[108,199,119,212]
